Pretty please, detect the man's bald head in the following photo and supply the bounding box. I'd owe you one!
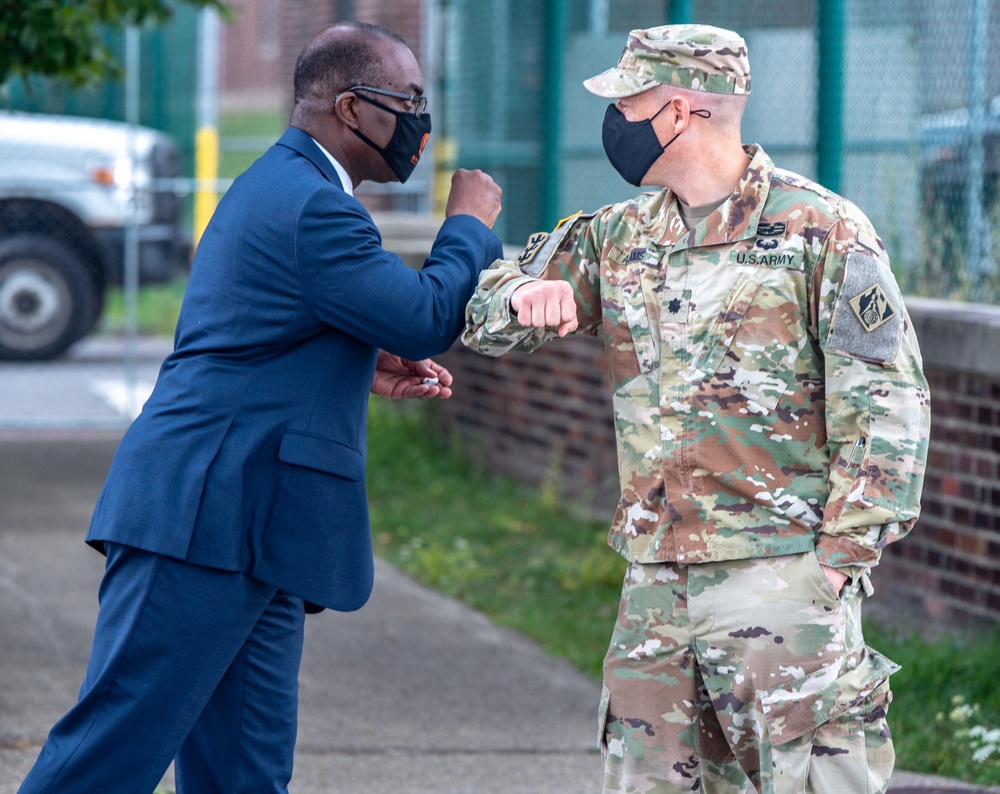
[291,22,408,127]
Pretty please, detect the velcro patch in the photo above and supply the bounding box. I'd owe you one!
[515,232,549,266]
[829,250,903,365]
[516,212,596,277]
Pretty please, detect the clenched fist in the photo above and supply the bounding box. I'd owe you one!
[509,280,578,337]
[445,169,502,228]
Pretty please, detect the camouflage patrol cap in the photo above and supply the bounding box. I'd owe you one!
[583,24,751,98]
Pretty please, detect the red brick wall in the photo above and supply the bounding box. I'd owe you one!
[220,0,427,113]
[437,335,619,516]
[355,0,424,53]
[220,0,335,112]
[877,368,1000,625]
[435,299,1000,630]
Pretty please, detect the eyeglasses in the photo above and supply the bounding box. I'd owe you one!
[342,85,428,117]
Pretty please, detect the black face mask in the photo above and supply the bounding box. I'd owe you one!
[601,102,711,186]
[351,93,432,183]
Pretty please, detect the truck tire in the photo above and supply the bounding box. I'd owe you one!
[0,234,101,361]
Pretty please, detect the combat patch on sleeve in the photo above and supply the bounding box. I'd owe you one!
[829,250,903,365]
[515,232,549,267]
[515,212,597,277]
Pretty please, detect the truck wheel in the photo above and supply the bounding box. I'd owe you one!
[0,234,100,361]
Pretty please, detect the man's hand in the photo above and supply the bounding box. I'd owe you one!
[445,169,502,228]
[820,565,849,595]
[509,281,578,337]
[371,351,453,400]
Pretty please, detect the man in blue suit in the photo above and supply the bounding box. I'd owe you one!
[20,21,503,794]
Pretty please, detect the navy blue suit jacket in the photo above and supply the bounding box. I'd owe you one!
[86,127,503,611]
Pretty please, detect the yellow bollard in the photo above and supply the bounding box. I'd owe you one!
[432,137,457,217]
[193,125,219,246]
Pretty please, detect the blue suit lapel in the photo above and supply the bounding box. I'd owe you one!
[277,127,345,191]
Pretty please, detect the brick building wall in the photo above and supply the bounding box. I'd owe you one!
[220,0,427,113]
[355,0,424,54]
[876,299,1000,627]
[433,295,1000,630]
[437,334,620,515]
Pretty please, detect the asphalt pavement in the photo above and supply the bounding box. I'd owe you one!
[0,337,997,793]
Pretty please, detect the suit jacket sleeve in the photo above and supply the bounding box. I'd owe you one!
[294,190,503,361]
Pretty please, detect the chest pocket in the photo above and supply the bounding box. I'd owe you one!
[698,270,809,411]
[602,250,660,392]
[621,268,659,374]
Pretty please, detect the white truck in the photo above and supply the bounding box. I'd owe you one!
[0,111,191,360]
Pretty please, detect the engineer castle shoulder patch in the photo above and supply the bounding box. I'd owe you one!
[849,283,896,333]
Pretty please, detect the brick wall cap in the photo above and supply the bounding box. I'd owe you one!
[906,296,1000,377]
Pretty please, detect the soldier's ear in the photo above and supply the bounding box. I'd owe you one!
[671,95,694,130]
[653,93,686,133]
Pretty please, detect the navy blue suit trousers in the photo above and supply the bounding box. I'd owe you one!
[19,545,305,793]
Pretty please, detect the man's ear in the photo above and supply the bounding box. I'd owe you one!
[333,92,360,128]
[667,95,691,132]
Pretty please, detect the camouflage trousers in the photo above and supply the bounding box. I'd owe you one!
[598,552,898,793]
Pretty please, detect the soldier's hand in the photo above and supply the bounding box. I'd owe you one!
[820,565,849,595]
[445,169,502,228]
[510,281,578,337]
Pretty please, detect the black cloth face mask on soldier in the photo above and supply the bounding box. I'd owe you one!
[339,86,433,183]
[602,101,711,186]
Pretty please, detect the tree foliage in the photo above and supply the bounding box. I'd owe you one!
[0,0,227,89]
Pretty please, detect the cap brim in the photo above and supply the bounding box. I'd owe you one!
[582,67,655,98]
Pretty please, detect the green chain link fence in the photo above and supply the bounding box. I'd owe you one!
[443,0,999,302]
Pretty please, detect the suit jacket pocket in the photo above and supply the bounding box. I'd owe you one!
[256,430,372,611]
[278,431,364,480]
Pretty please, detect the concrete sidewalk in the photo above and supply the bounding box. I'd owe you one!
[0,543,606,794]
[0,430,997,793]
[0,435,602,793]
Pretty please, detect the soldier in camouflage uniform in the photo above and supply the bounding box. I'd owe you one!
[462,24,930,794]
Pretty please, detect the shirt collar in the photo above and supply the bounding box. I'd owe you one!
[660,143,773,251]
[310,137,353,196]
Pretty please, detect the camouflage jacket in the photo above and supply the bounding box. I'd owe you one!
[463,145,930,573]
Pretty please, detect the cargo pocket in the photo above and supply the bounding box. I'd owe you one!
[760,645,899,747]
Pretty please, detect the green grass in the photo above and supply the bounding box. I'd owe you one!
[99,280,187,337]
[219,108,287,138]
[366,398,624,676]
[864,624,1000,784]
[219,108,287,179]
